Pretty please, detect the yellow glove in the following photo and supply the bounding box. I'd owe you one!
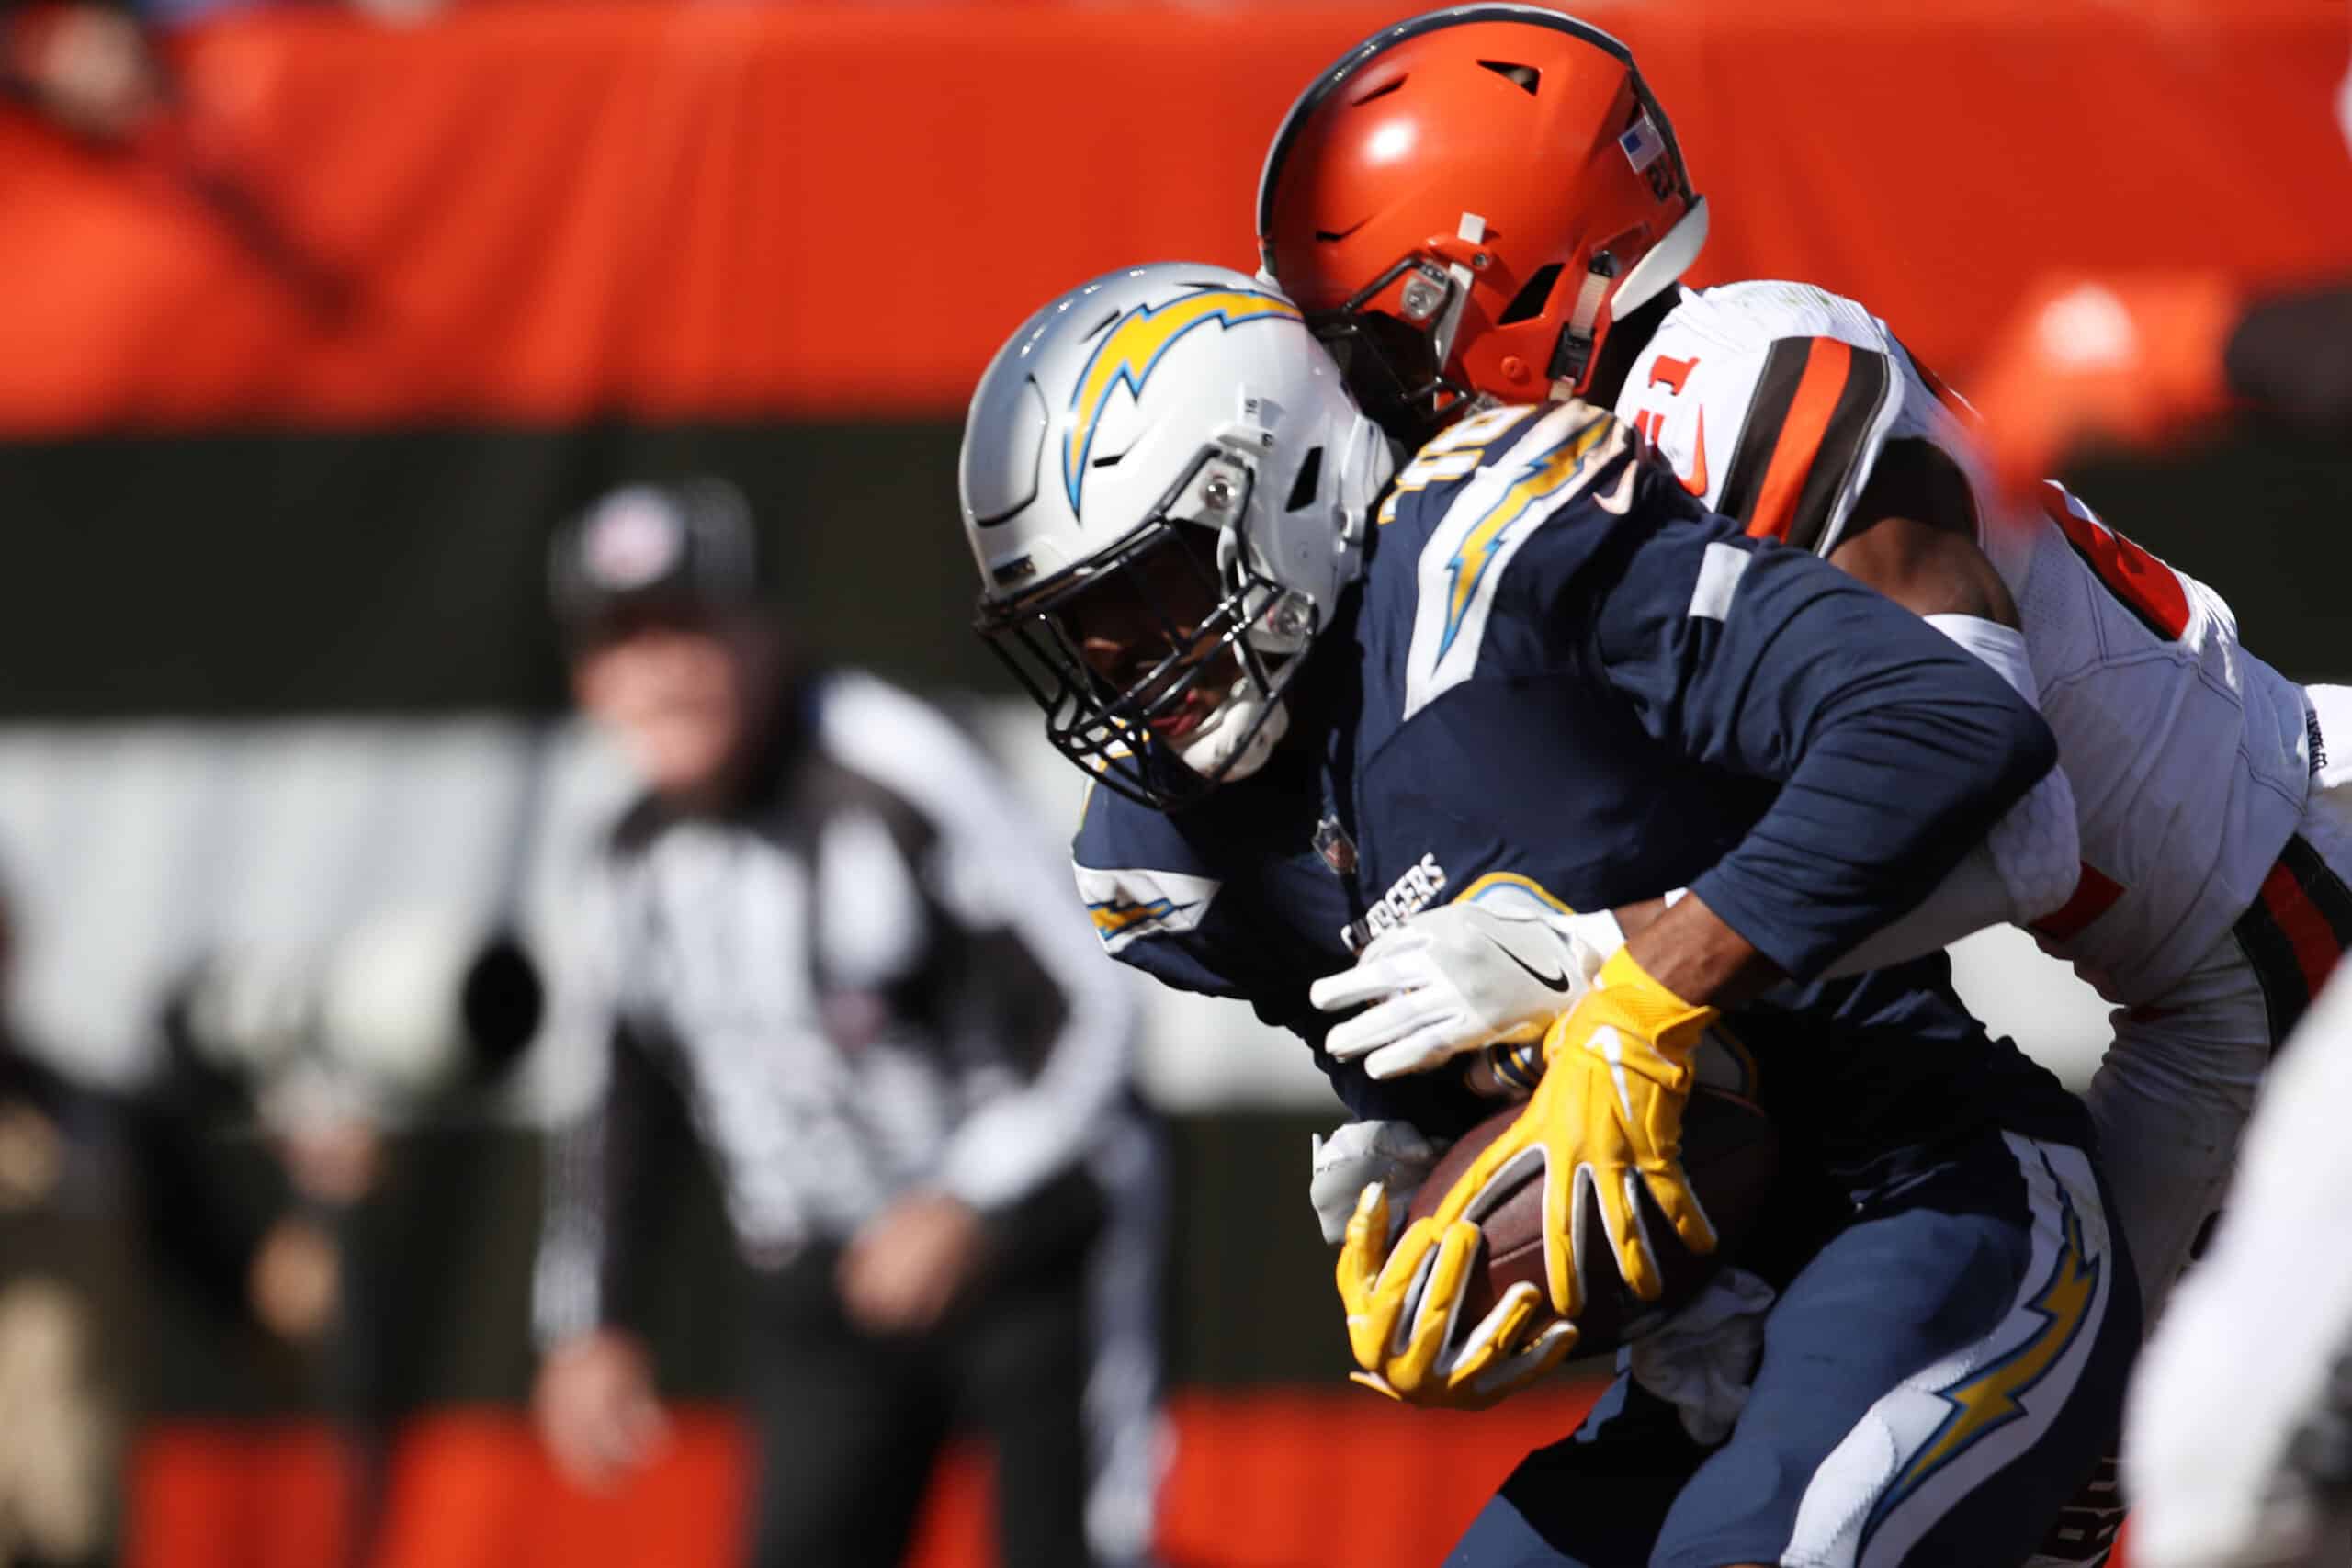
[1416,949,1721,1320]
[1334,1182,1577,1408]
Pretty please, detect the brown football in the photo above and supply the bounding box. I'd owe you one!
[1403,1075,1778,1354]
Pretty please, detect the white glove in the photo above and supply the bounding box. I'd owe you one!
[1308,1119,1443,1246]
[1627,1267,1777,1445]
[1308,901,1613,1080]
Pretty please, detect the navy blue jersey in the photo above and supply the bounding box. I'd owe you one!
[1076,401,2083,1180]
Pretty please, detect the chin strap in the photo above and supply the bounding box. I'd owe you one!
[1427,212,1487,377]
[1548,255,1620,393]
[1549,196,1713,396]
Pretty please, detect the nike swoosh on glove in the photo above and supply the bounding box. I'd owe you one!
[1309,901,1615,1080]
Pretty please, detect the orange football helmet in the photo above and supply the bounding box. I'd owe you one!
[1258,6,1707,438]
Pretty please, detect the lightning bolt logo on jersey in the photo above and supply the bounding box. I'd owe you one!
[1435,408,1620,662]
[1405,401,1633,720]
[1062,288,1302,513]
[1070,863,1218,956]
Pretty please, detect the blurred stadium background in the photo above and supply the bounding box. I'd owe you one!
[0,0,2346,1564]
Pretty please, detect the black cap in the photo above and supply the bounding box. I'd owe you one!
[548,478,761,637]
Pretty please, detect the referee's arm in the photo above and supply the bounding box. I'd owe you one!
[817,676,1145,1327]
[529,1021,689,1488]
[533,1021,690,1347]
[933,846,1138,1226]
[825,680,1142,1256]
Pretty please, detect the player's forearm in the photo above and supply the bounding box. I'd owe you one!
[1619,891,1781,1009]
[1611,536,2060,979]
[1814,842,2025,978]
[1696,656,2058,981]
[1620,856,2021,988]
[1782,605,2082,968]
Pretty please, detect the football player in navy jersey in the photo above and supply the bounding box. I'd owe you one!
[958,262,2139,1567]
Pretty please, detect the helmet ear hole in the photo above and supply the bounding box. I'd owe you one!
[1284,446,1326,512]
[1476,60,1540,95]
[1498,263,1565,326]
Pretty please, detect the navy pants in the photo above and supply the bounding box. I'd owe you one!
[1451,1130,2140,1568]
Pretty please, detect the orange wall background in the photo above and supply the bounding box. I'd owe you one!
[127,1388,1608,1568]
[3,0,2348,434]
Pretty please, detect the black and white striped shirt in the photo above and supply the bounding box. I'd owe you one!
[536,670,1135,1339]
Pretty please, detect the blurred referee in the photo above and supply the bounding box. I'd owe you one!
[529,479,1162,1568]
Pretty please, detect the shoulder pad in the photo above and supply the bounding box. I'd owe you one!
[1673,279,1899,355]
[1072,781,1223,955]
[1623,283,1922,556]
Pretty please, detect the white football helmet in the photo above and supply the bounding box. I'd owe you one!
[958,263,1392,807]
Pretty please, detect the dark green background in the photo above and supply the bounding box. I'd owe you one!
[0,421,2344,718]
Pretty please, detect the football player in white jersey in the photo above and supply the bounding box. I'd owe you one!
[1259,6,2352,1349]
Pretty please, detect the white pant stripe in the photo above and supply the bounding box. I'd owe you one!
[1780,1135,2118,1568]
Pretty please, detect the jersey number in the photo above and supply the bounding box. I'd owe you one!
[2041,483,2191,642]
[1632,355,1699,446]
[1631,356,1704,496]
[1377,404,1535,526]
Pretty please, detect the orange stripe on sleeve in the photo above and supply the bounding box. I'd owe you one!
[2259,861,2344,1004]
[1747,339,1854,544]
[2031,862,2126,944]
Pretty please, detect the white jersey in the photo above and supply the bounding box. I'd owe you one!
[1618,279,2316,1007]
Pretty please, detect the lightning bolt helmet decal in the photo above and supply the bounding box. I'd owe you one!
[1063,288,1303,515]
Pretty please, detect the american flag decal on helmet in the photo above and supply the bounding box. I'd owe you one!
[1620,113,1667,174]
